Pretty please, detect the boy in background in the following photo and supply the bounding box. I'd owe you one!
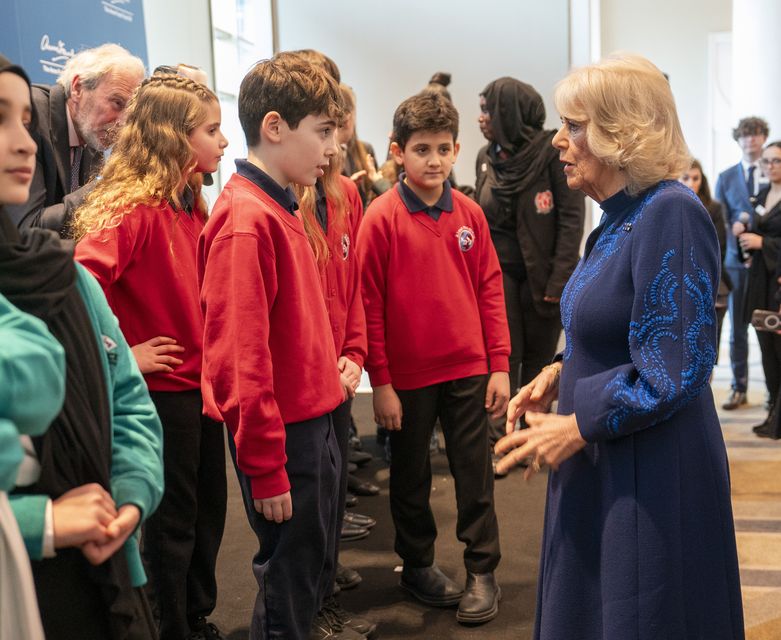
[357,92,510,625]
[198,53,357,639]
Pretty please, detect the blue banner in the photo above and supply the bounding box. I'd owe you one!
[0,0,148,84]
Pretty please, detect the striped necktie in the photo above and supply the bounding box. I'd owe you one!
[70,146,83,192]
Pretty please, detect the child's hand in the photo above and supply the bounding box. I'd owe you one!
[340,373,355,399]
[485,371,510,419]
[131,336,184,374]
[254,491,292,523]
[81,504,140,566]
[365,154,383,183]
[338,357,361,390]
[52,484,117,549]
[373,384,402,431]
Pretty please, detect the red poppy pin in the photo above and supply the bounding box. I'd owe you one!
[534,190,554,214]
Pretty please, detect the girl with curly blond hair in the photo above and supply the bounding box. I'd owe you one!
[72,73,230,640]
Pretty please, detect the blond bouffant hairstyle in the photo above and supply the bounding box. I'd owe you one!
[554,53,691,196]
[71,73,218,239]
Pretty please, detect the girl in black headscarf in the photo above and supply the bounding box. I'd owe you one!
[475,77,585,461]
[0,54,164,640]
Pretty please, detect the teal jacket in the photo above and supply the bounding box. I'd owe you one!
[0,292,65,491]
[10,264,164,586]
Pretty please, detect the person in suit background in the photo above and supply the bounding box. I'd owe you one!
[716,116,769,410]
[4,43,144,234]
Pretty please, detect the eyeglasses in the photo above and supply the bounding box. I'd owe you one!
[760,158,781,167]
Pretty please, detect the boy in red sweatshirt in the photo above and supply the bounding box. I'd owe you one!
[356,91,511,625]
[197,53,350,640]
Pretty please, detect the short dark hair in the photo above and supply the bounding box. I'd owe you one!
[238,51,342,148]
[733,116,769,141]
[291,49,341,83]
[392,91,459,150]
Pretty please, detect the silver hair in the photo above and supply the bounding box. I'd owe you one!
[57,43,145,96]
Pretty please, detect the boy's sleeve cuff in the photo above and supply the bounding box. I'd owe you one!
[368,367,392,387]
[488,354,510,373]
[341,351,365,370]
[250,468,291,500]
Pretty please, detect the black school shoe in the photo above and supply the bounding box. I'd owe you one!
[347,474,380,496]
[322,595,377,638]
[309,607,366,640]
[348,449,373,466]
[341,521,370,542]
[755,421,781,439]
[400,564,464,607]
[345,492,358,508]
[344,512,376,529]
[456,572,501,625]
[187,618,226,640]
[335,563,362,590]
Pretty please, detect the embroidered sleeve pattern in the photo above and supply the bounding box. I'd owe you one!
[604,248,716,434]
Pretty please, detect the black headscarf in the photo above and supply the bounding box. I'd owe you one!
[0,56,136,637]
[481,77,557,208]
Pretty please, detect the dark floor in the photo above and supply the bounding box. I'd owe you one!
[210,392,547,639]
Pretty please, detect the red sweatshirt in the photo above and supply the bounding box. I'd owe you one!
[198,173,344,499]
[75,202,204,392]
[319,176,366,367]
[357,186,510,390]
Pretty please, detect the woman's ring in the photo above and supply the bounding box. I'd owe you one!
[532,458,541,473]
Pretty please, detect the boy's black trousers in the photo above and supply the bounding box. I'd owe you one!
[326,398,352,592]
[390,374,501,574]
[142,389,227,640]
[229,414,340,640]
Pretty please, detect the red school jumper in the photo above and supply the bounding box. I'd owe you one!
[319,175,367,366]
[356,186,510,390]
[75,201,204,392]
[198,173,344,499]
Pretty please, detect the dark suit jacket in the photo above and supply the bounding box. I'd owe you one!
[744,187,781,319]
[5,84,102,234]
[715,162,755,268]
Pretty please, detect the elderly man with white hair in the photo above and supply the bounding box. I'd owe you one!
[6,43,144,232]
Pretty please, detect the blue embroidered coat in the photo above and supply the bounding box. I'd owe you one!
[536,181,744,640]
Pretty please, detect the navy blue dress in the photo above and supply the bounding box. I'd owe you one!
[536,181,744,640]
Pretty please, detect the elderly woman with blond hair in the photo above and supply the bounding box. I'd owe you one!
[495,54,744,639]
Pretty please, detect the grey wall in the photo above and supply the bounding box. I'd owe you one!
[142,0,213,83]
[601,0,732,175]
[276,0,570,189]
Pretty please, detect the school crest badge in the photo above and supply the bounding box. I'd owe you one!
[455,226,475,252]
[534,190,554,214]
[341,233,350,260]
[102,335,118,365]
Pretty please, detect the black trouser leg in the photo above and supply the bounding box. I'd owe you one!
[186,413,227,625]
[390,385,440,568]
[229,416,340,640]
[501,270,524,395]
[757,331,781,398]
[143,391,226,639]
[438,375,501,574]
[327,398,352,594]
[492,274,561,444]
[517,280,562,388]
